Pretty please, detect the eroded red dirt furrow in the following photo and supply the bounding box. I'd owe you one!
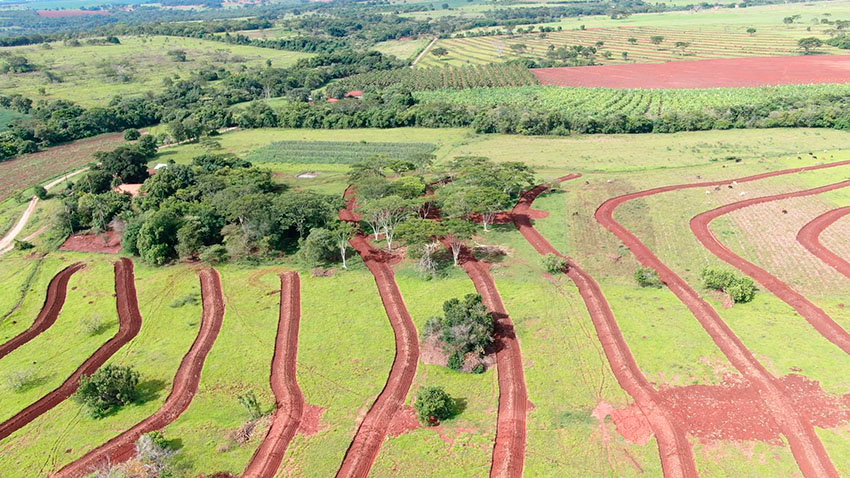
[0,262,85,360]
[243,271,304,478]
[452,245,528,478]
[0,257,143,442]
[513,175,697,478]
[52,267,225,477]
[337,192,419,478]
[596,164,850,478]
[798,207,850,278]
[691,180,850,356]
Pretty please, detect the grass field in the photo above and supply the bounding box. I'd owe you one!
[0,108,27,132]
[1,36,312,106]
[373,37,431,61]
[247,140,437,164]
[418,24,843,67]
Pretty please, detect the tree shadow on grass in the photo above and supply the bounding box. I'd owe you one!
[450,397,467,419]
[136,378,169,405]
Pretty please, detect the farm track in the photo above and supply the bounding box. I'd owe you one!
[0,262,84,360]
[52,267,225,477]
[512,174,697,478]
[452,244,528,478]
[798,207,850,277]
[0,257,143,442]
[243,272,304,478]
[595,161,850,478]
[691,180,850,356]
[337,191,419,478]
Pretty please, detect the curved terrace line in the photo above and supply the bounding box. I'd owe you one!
[797,207,850,278]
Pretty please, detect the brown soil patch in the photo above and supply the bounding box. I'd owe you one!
[115,184,143,197]
[298,404,327,436]
[387,405,420,437]
[60,230,122,254]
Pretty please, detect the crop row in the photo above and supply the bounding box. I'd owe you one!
[334,63,538,92]
[247,140,437,164]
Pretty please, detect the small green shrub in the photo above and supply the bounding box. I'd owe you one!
[414,386,455,425]
[634,267,663,288]
[447,352,463,371]
[200,244,229,264]
[5,369,38,392]
[170,294,200,308]
[74,364,140,418]
[14,240,34,251]
[81,315,107,336]
[33,185,48,200]
[542,253,567,273]
[237,390,263,420]
[700,267,757,303]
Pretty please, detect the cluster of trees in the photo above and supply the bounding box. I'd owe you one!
[700,267,757,303]
[424,294,495,372]
[116,153,342,266]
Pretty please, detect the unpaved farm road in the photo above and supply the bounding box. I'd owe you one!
[691,180,850,356]
[512,174,697,478]
[798,207,850,278]
[52,267,224,477]
[0,257,142,442]
[337,188,419,478]
[0,262,85,360]
[0,168,89,256]
[453,244,528,478]
[596,160,850,478]
[243,272,304,478]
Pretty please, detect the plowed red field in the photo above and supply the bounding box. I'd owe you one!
[533,55,850,89]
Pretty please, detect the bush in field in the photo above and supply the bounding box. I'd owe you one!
[700,267,756,303]
[424,294,494,371]
[200,244,230,264]
[74,364,140,418]
[634,267,663,288]
[33,185,48,200]
[542,253,567,273]
[5,369,38,392]
[123,128,141,141]
[82,315,107,336]
[414,386,455,425]
[14,240,34,251]
[237,391,263,420]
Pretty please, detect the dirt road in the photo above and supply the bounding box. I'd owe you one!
[243,272,305,478]
[0,257,143,442]
[513,175,698,478]
[691,180,850,356]
[596,164,849,478]
[798,207,850,277]
[452,244,528,478]
[0,262,84,360]
[52,267,225,477]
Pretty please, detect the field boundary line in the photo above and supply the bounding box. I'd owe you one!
[412,37,438,67]
[798,207,850,277]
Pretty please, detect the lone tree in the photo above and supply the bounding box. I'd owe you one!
[746,27,757,35]
[414,386,455,426]
[424,294,494,371]
[74,364,140,418]
[431,47,449,58]
[628,37,638,44]
[509,43,527,54]
[443,219,478,266]
[674,41,691,55]
[650,35,665,46]
[798,37,824,54]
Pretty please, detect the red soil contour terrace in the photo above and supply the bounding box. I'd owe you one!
[53,267,225,477]
[691,180,850,356]
[533,55,850,89]
[0,262,85,361]
[452,244,528,478]
[512,174,697,478]
[243,272,305,478]
[595,162,850,478]
[798,207,850,278]
[0,257,143,442]
[337,193,419,478]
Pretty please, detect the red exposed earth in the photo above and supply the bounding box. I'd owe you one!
[60,230,122,254]
[533,55,850,89]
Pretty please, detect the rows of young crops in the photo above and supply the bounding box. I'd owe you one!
[247,140,437,164]
[417,25,839,67]
[415,83,850,118]
[333,63,538,92]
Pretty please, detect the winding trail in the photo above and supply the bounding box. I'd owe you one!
[691,180,850,356]
[0,262,85,360]
[0,257,143,442]
[798,207,850,278]
[0,168,89,256]
[243,272,304,478]
[337,195,419,478]
[596,163,850,478]
[452,244,528,478]
[513,174,697,478]
[52,267,225,477]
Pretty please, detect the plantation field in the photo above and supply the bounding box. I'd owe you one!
[334,64,539,92]
[0,133,124,202]
[1,36,312,106]
[418,25,842,67]
[373,37,431,61]
[247,140,438,164]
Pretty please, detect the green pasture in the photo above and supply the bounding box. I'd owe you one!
[373,37,431,61]
[1,36,311,106]
[0,108,27,132]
